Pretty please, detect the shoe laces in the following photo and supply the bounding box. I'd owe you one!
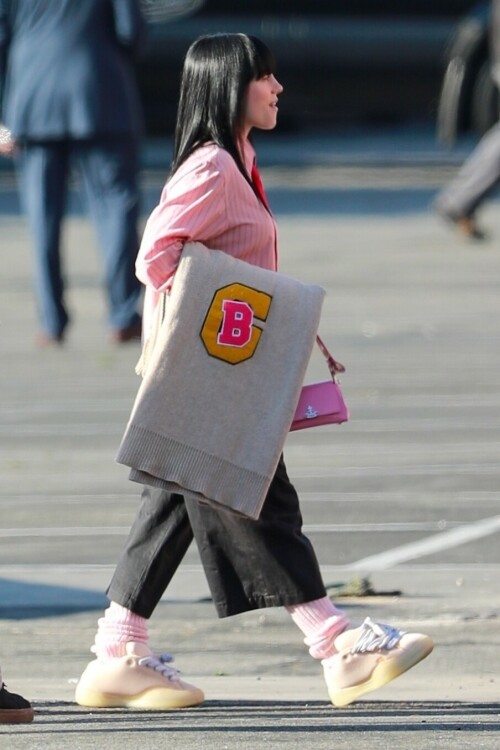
[138,652,181,682]
[351,617,404,655]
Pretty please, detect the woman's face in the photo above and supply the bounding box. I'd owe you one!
[242,74,283,136]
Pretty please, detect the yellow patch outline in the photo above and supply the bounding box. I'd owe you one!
[200,282,272,364]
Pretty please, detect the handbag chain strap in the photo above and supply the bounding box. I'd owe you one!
[316,335,345,378]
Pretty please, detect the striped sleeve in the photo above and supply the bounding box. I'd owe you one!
[136,153,227,291]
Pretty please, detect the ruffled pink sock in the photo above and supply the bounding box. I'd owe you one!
[91,601,149,660]
[286,596,351,660]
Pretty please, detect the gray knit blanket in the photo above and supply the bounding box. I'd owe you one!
[117,242,325,519]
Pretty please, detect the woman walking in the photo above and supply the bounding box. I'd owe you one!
[75,33,433,711]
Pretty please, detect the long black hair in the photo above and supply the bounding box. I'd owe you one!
[170,33,276,182]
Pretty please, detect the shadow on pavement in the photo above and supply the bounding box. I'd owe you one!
[0,577,107,619]
[266,187,436,217]
[5,700,500,736]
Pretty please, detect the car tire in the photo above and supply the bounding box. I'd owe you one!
[436,56,467,146]
[470,58,499,136]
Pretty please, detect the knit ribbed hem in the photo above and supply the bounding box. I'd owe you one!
[286,596,341,629]
[117,423,274,520]
[92,602,149,660]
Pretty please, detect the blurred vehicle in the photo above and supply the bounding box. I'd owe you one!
[437,1,497,145]
[138,0,480,135]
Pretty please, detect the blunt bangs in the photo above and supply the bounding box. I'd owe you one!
[247,35,276,80]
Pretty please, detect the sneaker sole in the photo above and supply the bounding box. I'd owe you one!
[75,684,204,710]
[329,635,434,708]
[0,707,34,723]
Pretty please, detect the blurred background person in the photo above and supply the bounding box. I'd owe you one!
[0,664,33,724]
[434,0,500,241]
[0,0,147,346]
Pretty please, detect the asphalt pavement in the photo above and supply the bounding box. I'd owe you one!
[0,127,499,748]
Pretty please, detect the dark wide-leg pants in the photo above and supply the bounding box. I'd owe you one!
[107,456,327,618]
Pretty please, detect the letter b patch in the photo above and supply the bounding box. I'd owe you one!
[200,283,272,364]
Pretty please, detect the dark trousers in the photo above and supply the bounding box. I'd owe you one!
[107,456,327,618]
[17,136,142,337]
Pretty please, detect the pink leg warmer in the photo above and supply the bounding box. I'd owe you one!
[286,596,351,660]
[91,601,149,660]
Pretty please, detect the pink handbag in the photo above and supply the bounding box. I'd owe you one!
[290,336,349,431]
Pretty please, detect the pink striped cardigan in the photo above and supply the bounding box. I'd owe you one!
[136,139,278,342]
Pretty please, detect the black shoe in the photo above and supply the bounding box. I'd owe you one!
[435,204,487,241]
[0,684,34,724]
[110,319,142,344]
[35,330,65,348]
[452,215,487,241]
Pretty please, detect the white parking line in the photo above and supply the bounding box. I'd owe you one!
[0,521,464,537]
[349,514,500,571]
[0,527,129,537]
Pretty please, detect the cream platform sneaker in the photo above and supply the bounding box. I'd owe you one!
[324,617,433,708]
[75,642,204,709]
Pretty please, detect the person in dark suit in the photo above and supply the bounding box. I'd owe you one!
[0,0,147,345]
